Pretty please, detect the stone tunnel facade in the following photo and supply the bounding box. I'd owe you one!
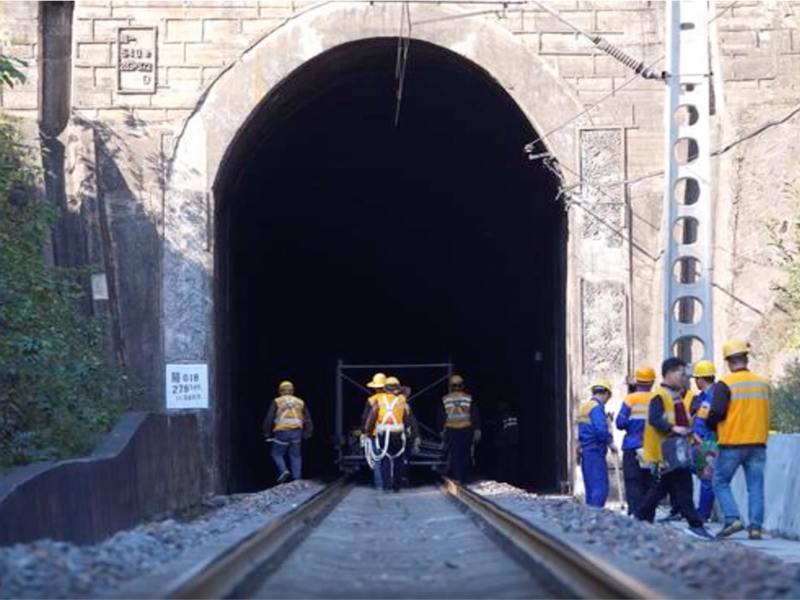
[1,1,799,491]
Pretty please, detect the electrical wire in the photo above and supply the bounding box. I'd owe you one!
[558,102,800,196]
[525,0,739,154]
[394,2,412,127]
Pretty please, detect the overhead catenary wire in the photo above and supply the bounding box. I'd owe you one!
[558,102,800,197]
[524,0,739,154]
[529,1,665,80]
[394,1,412,127]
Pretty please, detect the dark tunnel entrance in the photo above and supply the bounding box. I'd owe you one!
[214,39,567,494]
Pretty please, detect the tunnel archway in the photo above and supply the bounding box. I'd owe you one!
[213,37,567,493]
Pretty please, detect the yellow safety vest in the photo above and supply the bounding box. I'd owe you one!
[718,371,770,446]
[623,391,651,422]
[365,393,380,436]
[273,395,305,431]
[443,392,473,429]
[575,399,593,425]
[642,387,676,465]
[375,393,407,434]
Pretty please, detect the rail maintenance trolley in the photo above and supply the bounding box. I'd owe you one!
[334,360,452,475]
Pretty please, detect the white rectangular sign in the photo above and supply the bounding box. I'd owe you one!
[166,363,209,409]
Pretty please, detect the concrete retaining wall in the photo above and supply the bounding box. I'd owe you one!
[731,434,800,538]
[0,411,207,545]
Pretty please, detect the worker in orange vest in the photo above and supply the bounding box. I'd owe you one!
[263,381,313,484]
[441,374,481,483]
[707,340,770,540]
[615,366,656,516]
[365,376,418,492]
[362,372,387,490]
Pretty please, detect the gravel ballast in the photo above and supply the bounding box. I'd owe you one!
[471,481,800,599]
[0,481,320,599]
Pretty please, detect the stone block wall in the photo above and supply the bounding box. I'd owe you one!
[1,1,799,491]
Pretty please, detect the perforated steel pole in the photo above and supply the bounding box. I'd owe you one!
[662,0,714,363]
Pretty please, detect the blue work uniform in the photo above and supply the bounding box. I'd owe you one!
[616,387,653,515]
[577,396,613,508]
[690,386,716,520]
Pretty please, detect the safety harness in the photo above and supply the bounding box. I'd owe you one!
[362,394,407,470]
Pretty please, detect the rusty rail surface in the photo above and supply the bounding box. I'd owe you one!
[161,479,351,599]
[442,478,668,599]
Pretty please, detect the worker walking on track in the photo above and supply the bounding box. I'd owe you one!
[263,381,313,484]
[441,374,481,483]
[577,379,615,508]
[634,358,713,539]
[365,376,418,492]
[616,366,656,516]
[708,340,771,540]
[363,372,387,491]
[689,360,718,521]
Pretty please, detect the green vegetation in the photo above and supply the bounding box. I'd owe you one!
[1,56,125,470]
[770,360,800,433]
[766,185,800,432]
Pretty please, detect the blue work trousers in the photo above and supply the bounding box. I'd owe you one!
[445,428,474,483]
[377,433,405,492]
[713,446,766,529]
[271,429,302,480]
[691,446,715,520]
[698,478,715,521]
[581,447,609,508]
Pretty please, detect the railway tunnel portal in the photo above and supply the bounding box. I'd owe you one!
[163,3,589,494]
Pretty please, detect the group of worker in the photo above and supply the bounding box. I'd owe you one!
[578,339,770,541]
[261,373,482,490]
[361,372,481,491]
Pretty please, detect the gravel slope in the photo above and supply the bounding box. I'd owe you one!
[0,481,320,599]
[471,481,800,600]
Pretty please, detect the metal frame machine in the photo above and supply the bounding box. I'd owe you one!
[334,360,453,474]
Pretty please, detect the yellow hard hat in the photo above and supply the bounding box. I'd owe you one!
[723,339,749,359]
[692,359,716,378]
[634,366,656,383]
[367,373,387,389]
[590,379,613,394]
[278,380,294,392]
[385,376,400,386]
[450,374,464,386]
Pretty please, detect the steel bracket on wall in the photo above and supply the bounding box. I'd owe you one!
[662,0,714,363]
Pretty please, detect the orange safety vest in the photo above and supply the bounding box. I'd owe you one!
[718,370,770,446]
[623,391,651,422]
[443,392,473,429]
[642,387,676,465]
[375,393,407,434]
[273,395,305,431]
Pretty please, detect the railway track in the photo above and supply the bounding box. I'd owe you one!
[136,479,666,599]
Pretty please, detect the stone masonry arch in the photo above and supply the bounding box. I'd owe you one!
[162,1,586,383]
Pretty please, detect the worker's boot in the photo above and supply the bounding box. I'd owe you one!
[715,519,744,539]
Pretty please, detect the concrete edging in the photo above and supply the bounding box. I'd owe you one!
[0,411,206,546]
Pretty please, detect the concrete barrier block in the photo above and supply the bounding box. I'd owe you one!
[731,434,800,538]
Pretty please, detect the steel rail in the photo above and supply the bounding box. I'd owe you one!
[163,479,352,599]
[442,478,668,599]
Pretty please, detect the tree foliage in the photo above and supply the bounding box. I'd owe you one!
[0,53,26,89]
[770,359,800,433]
[766,184,800,432]
[1,73,125,470]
